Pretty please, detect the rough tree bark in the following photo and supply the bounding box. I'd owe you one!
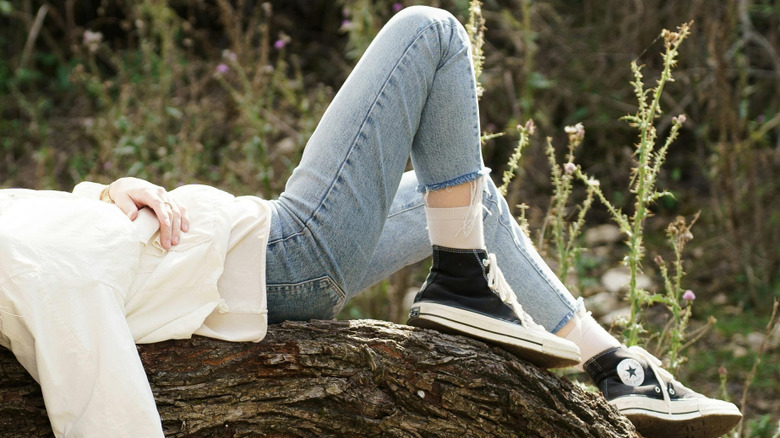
[0,319,638,437]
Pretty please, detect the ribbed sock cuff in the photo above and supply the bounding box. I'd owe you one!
[425,205,485,249]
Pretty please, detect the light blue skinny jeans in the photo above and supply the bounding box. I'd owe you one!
[265,6,583,333]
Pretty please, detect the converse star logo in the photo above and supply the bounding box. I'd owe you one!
[616,358,645,387]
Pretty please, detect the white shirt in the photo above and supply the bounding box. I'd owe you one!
[0,182,271,346]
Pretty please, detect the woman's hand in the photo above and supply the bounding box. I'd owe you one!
[108,177,190,249]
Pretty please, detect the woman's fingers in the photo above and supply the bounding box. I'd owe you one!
[150,198,183,250]
[107,177,190,249]
[164,200,190,245]
[167,201,182,246]
[150,197,188,249]
[179,204,190,233]
[154,200,174,249]
[113,191,140,221]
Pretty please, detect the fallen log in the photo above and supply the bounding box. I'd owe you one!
[0,319,638,437]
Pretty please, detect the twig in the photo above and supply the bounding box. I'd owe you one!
[737,298,780,437]
[679,315,716,351]
[19,4,49,70]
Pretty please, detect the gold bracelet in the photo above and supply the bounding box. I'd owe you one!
[100,183,115,204]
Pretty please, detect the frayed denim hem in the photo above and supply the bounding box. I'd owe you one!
[550,296,585,334]
[416,168,491,193]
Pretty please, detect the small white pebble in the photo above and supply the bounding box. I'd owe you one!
[417,390,425,398]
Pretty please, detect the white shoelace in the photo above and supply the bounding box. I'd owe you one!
[483,253,542,331]
[627,346,677,414]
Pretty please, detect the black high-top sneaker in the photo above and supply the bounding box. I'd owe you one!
[406,246,580,368]
[585,346,742,438]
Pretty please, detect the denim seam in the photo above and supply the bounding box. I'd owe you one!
[267,200,308,246]
[488,192,579,332]
[269,19,459,246]
[266,275,346,304]
[386,202,424,219]
[415,23,484,194]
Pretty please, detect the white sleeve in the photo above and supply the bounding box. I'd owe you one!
[72,181,107,200]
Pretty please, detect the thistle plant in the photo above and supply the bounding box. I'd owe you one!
[575,22,692,346]
[541,123,595,284]
[67,0,322,197]
[465,0,486,97]
[211,2,329,197]
[497,120,595,285]
[653,213,707,374]
[499,120,534,197]
[71,0,185,183]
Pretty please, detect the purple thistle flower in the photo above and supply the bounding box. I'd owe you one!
[274,39,286,50]
[392,3,403,12]
[216,63,229,74]
[524,119,536,135]
[682,290,696,301]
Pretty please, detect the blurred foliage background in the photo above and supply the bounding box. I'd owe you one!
[2,0,779,435]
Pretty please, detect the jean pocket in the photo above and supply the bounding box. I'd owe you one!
[266,276,346,324]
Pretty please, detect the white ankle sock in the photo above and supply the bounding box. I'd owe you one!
[424,180,485,250]
[564,309,621,369]
[425,205,485,249]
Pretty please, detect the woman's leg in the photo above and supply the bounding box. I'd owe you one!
[265,5,578,368]
[355,171,583,334]
[265,6,485,321]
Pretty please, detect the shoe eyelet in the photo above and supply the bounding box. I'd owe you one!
[654,386,661,393]
[669,388,676,395]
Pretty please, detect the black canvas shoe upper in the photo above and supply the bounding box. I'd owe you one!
[585,345,742,438]
[407,246,581,368]
[410,246,522,325]
[585,346,702,404]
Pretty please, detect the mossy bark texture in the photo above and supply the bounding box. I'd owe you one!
[0,319,638,437]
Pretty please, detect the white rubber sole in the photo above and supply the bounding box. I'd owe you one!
[407,302,581,368]
[613,395,742,438]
